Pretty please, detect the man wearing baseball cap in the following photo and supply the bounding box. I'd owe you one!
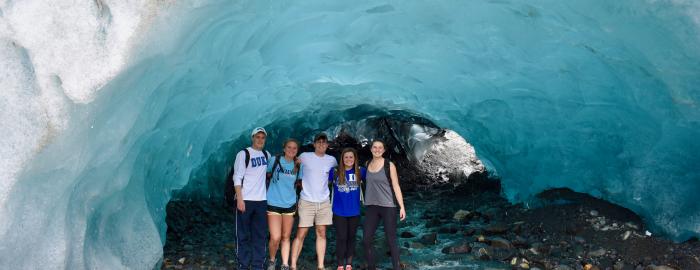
[290,133,338,270]
[233,127,271,270]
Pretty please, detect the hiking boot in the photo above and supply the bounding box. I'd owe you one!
[267,261,276,270]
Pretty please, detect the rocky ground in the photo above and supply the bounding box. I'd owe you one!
[162,187,700,270]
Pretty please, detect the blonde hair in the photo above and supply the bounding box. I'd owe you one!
[282,138,300,174]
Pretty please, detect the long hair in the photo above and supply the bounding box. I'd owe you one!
[337,148,361,186]
[282,138,300,174]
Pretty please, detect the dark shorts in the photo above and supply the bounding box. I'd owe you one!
[267,204,297,216]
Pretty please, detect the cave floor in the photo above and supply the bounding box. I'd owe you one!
[162,188,700,270]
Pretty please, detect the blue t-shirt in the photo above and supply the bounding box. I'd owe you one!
[329,167,366,217]
[267,156,302,208]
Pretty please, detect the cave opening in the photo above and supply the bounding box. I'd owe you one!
[160,106,500,268]
[158,106,700,270]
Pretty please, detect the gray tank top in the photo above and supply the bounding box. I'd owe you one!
[364,166,396,207]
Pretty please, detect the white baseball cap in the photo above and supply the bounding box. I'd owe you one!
[251,127,267,136]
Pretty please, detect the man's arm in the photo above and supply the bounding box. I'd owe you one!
[232,150,247,212]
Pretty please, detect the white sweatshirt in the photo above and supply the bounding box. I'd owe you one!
[232,147,270,201]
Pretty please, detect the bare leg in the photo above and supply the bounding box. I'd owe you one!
[291,227,309,269]
[315,225,327,269]
[268,214,282,263]
[280,215,295,266]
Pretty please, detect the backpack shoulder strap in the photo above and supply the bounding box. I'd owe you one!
[384,158,392,184]
[271,155,282,175]
[384,159,400,207]
[267,154,282,189]
[243,148,251,167]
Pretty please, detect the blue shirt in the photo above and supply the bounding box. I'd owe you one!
[267,156,302,208]
[329,167,366,217]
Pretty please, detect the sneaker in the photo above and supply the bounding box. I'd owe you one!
[281,265,290,270]
[267,261,276,270]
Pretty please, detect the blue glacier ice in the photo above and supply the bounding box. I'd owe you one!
[1,0,699,269]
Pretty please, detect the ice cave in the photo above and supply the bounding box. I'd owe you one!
[1,1,699,269]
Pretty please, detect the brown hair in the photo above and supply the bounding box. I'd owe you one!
[282,138,300,174]
[336,148,361,186]
[371,139,387,158]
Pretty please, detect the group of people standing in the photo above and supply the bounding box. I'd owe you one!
[233,127,407,270]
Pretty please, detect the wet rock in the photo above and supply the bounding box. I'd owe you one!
[419,233,438,245]
[553,265,574,270]
[491,247,515,261]
[442,242,471,254]
[453,210,472,221]
[549,246,562,257]
[613,261,625,270]
[622,230,632,240]
[511,221,525,233]
[400,262,418,270]
[625,222,640,230]
[588,248,607,257]
[478,207,500,220]
[512,235,529,248]
[510,257,531,269]
[438,226,459,234]
[425,217,441,228]
[474,246,492,260]
[408,241,425,249]
[463,228,476,236]
[530,242,550,256]
[484,222,510,235]
[488,237,513,249]
[400,231,416,238]
[643,265,675,270]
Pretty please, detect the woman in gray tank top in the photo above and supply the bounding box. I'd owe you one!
[362,140,406,270]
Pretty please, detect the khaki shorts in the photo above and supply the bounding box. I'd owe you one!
[297,199,333,227]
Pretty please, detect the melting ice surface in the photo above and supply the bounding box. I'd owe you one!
[1,0,700,269]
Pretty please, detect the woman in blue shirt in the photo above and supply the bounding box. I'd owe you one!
[329,148,366,270]
[266,139,302,270]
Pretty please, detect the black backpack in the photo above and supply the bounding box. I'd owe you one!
[364,158,399,207]
[224,148,269,207]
